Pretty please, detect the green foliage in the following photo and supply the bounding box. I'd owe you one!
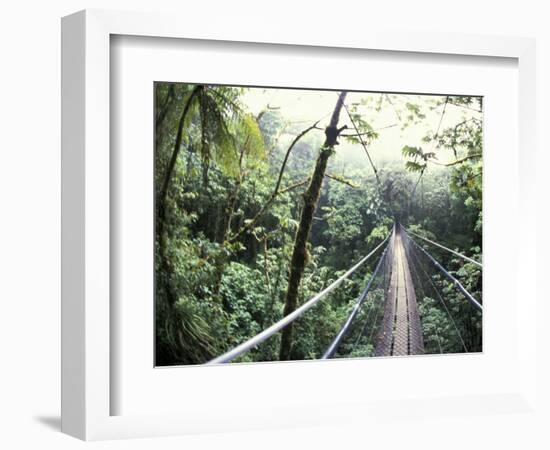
[154,83,483,364]
[405,102,426,120]
[402,145,437,173]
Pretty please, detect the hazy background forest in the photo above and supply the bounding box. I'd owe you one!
[154,83,483,365]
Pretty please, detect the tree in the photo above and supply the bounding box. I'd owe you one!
[152,84,483,365]
[156,84,260,304]
[279,91,348,360]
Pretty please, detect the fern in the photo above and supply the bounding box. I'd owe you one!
[405,161,426,172]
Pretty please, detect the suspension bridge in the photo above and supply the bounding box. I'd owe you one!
[207,223,482,364]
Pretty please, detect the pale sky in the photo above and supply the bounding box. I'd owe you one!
[241,87,481,173]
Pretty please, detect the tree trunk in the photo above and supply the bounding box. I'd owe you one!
[279,91,348,360]
[155,83,175,130]
[156,85,202,306]
[158,85,202,224]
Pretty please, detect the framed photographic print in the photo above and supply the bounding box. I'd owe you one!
[152,83,483,367]
[62,9,537,441]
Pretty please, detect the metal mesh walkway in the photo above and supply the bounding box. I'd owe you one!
[375,228,424,356]
[206,222,482,364]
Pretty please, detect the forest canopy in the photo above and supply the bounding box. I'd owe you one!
[154,83,483,365]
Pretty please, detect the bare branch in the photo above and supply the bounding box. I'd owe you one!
[273,122,319,194]
[430,153,482,167]
[324,173,359,188]
[228,121,320,241]
[279,178,310,194]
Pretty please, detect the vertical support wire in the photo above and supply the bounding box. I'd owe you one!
[321,231,393,359]
[404,232,468,353]
[371,231,395,347]
[407,233,482,311]
[402,232,443,354]
[350,251,389,354]
[349,227,396,355]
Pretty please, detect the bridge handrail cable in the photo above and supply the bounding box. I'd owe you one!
[405,228,482,268]
[405,230,483,312]
[321,237,391,359]
[404,236,469,352]
[206,233,391,364]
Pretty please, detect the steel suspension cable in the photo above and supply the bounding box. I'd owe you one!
[405,228,482,268]
[350,253,389,353]
[346,226,395,354]
[402,238,444,354]
[350,275,380,351]
[206,234,391,364]
[369,233,397,347]
[367,290,386,347]
[405,231,483,312]
[360,227,396,350]
[321,238,391,359]
[405,236,468,352]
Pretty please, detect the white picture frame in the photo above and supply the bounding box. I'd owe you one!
[61,9,537,441]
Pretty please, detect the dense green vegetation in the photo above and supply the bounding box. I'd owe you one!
[154,83,482,365]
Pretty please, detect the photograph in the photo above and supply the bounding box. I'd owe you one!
[154,83,483,366]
